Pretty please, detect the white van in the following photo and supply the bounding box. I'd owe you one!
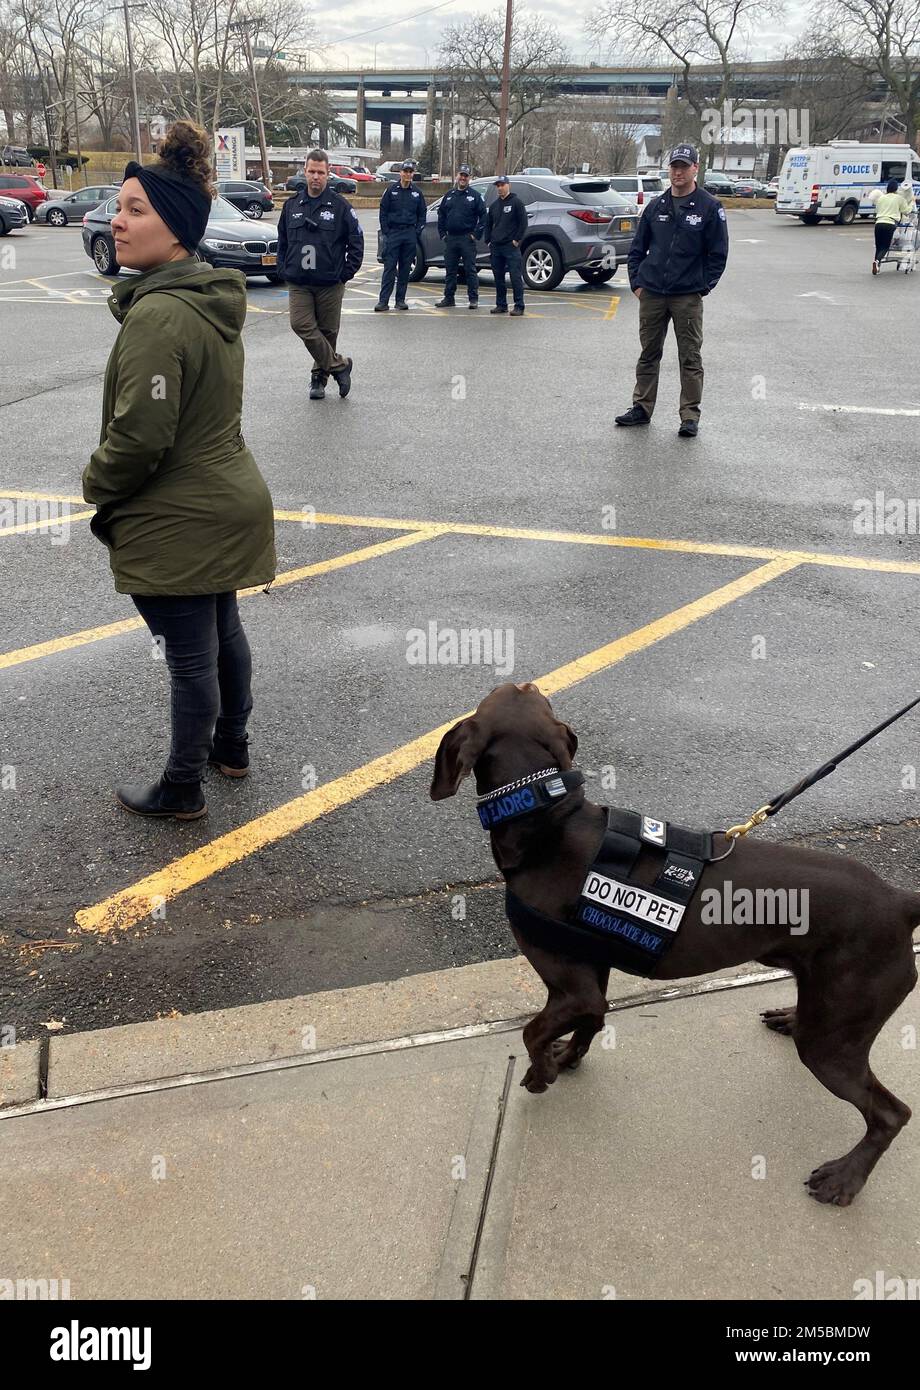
[775,141,918,224]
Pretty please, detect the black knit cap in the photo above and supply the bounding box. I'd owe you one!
[123,159,211,252]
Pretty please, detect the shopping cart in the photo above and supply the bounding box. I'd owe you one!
[882,213,917,273]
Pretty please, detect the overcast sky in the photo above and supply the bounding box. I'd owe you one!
[309,0,813,70]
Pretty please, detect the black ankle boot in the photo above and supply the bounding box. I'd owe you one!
[208,736,250,778]
[115,774,207,820]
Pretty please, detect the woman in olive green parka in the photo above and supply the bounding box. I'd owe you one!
[83,121,276,820]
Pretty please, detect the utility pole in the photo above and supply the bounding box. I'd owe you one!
[232,16,270,183]
[495,0,513,173]
[70,58,85,185]
[122,0,143,161]
[40,67,59,187]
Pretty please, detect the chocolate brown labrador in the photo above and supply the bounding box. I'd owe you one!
[431,681,919,1205]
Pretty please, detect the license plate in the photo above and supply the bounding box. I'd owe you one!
[261,253,276,266]
[619,219,633,232]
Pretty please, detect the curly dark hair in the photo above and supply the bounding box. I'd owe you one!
[155,120,216,199]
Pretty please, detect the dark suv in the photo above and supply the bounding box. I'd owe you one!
[381,175,638,291]
[1,146,33,167]
[216,179,274,218]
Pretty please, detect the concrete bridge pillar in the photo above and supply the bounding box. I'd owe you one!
[402,118,412,157]
[356,81,366,146]
[380,119,392,151]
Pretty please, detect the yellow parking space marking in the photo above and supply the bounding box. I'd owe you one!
[0,527,445,670]
[0,509,94,537]
[0,270,99,290]
[74,557,797,934]
[0,490,86,503]
[6,492,920,576]
[603,295,620,320]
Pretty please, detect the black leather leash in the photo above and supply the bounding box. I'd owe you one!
[725,691,920,840]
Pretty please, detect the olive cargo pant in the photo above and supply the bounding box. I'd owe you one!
[632,291,704,422]
[288,283,348,378]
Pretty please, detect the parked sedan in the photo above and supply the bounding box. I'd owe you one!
[215,179,274,218]
[82,194,282,281]
[732,179,774,198]
[378,175,638,291]
[330,163,375,183]
[35,184,120,225]
[0,193,28,235]
[701,172,740,197]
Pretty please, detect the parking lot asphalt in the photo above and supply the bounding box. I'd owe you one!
[2,206,920,1040]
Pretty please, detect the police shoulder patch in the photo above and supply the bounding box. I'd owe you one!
[718,207,726,220]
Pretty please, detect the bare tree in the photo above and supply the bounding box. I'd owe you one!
[775,30,876,148]
[438,6,571,157]
[587,0,786,166]
[819,0,920,149]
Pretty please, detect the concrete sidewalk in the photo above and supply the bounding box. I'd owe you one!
[1,959,918,1300]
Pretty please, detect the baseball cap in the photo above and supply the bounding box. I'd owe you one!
[458,164,471,175]
[494,174,510,184]
[401,160,416,171]
[668,144,699,166]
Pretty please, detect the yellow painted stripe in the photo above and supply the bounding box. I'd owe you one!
[0,528,444,670]
[74,556,798,934]
[0,509,94,537]
[4,493,920,575]
[603,295,620,320]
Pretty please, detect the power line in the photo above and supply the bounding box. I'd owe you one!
[320,0,460,46]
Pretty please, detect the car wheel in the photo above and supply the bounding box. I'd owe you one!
[836,202,857,225]
[48,208,67,226]
[576,266,616,285]
[799,211,820,224]
[522,239,564,291]
[0,219,8,236]
[245,202,263,218]
[408,244,427,281]
[92,235,120,276]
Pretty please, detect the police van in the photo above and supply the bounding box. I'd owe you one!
[775,141,918,224]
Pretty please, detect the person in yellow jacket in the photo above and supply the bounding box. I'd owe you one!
[872,179,915,274]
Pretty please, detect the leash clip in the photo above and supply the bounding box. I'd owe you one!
[723,803,772,842]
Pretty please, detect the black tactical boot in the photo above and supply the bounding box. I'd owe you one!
[331,357,353,397]
[115,774,206,820]
[309,371,326,400]
[614,404,650,426]
[208,735,250,778]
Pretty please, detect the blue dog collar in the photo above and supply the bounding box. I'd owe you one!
[477,767,585,829]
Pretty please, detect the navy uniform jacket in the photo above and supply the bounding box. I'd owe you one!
[379,181,427,235]
[627,186,729,296]
[485,193,527,246]
[438,185,486,238]
[276,185,364,286]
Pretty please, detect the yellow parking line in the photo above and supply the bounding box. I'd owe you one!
[0,509,94,537]
[5,494,920,576]
[0,490,85,503]
[603,295,620,320]
[74,556,797,934]
[0,527,445,670]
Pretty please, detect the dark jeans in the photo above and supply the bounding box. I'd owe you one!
[443,233,480,302]
[874,221,897,260]
[131,592,253,783]
[490,242,525,309]
[379,230,417,305]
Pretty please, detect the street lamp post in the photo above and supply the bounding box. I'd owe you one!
[122,0,144,161]
[495,0,513,174]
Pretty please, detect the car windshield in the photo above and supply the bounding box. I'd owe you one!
[211,195,247,221]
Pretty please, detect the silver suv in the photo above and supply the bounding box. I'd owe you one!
[604,173,667,210]
[391,175,638,291]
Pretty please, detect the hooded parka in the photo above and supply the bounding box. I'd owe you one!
[83,259,276,596]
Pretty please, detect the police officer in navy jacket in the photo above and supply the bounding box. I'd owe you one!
[376,160,427,311]
[616,144,729,437]
[484,175,527,315]
[435,164,486,308]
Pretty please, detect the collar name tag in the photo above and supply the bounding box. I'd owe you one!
[581,871,685,932]
[478,786,538,828]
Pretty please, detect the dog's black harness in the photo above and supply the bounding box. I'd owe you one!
[478,773,717,977]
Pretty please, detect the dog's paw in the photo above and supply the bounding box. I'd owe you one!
[805,1157,865,1206]
[520,1064,552,1093]
[761,1007,796,1036]
[551,1040,583,1070]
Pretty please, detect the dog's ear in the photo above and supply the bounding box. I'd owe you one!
[430,717,488,800]
[546,719,578,767]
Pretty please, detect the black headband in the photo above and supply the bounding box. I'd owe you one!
[123,160,211,252]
